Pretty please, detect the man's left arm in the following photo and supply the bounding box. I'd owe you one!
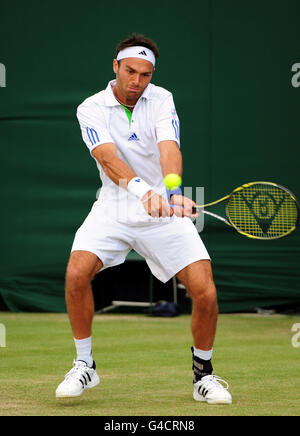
[158,140,198,217]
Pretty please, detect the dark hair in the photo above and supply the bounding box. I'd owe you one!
[116,33,160,59]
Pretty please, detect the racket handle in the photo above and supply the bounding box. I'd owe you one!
[170,204,198,214]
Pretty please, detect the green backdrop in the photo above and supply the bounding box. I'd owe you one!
[0,0,299,312]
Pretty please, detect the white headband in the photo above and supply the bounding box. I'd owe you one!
[117,46,156,67]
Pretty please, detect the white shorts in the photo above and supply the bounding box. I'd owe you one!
[71,204,210,283]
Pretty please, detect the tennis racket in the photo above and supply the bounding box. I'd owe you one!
[192,181,299,240]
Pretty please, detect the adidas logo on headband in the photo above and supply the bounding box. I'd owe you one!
[138,50,147,56]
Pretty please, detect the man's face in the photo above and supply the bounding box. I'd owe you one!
[113,57,154,101]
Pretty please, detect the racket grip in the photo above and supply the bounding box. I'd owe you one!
[170,205,198,214]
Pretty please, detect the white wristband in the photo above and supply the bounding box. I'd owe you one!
[127,177,152,200]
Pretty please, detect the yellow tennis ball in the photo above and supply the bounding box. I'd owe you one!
[164,173,182,190]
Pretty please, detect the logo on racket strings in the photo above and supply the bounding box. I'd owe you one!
[241,191,285,234]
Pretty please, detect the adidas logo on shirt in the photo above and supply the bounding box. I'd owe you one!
[128,133,140,141]
[138,50,147,56]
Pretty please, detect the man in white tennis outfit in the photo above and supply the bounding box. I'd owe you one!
[56,34,232,404]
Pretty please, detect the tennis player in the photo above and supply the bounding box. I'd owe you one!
[56,34,232,404]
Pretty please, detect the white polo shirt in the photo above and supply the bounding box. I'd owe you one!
[76,79,181,224]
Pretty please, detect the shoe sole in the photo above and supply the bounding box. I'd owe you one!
[193,391,232,404]
[56,375,100,398]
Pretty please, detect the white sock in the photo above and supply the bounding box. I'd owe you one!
[74,336,93,367]
[193,347,213,361]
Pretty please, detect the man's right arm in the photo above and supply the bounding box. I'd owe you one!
[77,104,171,217]
[92,143,136,187]
[92,144,172,218]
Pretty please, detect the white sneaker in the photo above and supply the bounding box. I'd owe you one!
[56,360,100,398]
[193,374,232,404]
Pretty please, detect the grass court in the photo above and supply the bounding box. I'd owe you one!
[0,312,299,416]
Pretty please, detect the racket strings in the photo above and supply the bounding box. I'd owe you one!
[226,184,298,239]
